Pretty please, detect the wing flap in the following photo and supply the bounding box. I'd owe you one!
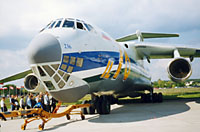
[116,32,179,42]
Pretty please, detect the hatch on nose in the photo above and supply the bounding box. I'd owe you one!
[28,33,61,64]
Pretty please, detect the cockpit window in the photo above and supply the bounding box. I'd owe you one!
[49,21,56,29]
[77,22,84,30]
[63,20,74,28]
[55,20,62,28]
[83,23,90,31]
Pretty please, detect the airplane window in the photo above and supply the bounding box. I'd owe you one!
[58,80,65,88]
[83,23,91,31]
[53,74,60,83]
[38,66,46,76]
[55,20,62,28]
[70,57,76,65]
[40,22,51,32]
[67,66,74,73]
[44,81,56,90]
[76,58,84,67]
[49,21,56,29]
[51,64,59,70]
[63,20,74,28]
[42,65,55,77]
[63,55,69,63]
[60,64,67,71]
[77,22,84,30]
[63,74,70,82]
[58,70,64,76]
[88,24,95,31]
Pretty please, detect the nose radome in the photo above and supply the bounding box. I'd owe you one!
[28,33,61,64]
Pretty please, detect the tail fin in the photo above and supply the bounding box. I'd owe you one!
[116,30,179,42]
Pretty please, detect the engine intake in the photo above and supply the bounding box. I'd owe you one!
[24,74,46,92]
[167,58,192,82]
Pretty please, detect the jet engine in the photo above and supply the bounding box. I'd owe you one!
[167,58,192,82]
[24,74,46,93]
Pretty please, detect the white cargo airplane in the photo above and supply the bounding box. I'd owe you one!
[1,18,200,114]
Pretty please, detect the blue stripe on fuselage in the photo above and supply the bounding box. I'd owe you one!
[60,51,120,73]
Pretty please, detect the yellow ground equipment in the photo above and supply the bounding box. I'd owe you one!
[0,103,90,130]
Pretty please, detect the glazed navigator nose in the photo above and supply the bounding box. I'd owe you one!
[28,33,61,64]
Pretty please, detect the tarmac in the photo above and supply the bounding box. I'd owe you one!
[1,98,200,132]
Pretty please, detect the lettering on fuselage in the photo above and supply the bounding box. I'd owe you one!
[64,43,72,49]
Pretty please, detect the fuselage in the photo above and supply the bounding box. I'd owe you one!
[27,18,152,102]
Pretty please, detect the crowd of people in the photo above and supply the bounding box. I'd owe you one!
[0,92,58,114]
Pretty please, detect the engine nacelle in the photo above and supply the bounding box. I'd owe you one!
[24,74,46,93]
[167,58,192,82]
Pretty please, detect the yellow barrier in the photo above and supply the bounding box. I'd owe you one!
[0,104,90,130]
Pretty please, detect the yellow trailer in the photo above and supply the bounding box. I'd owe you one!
[0,103,90,130]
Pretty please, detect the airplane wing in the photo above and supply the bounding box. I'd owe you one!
[0,69,32,84]
[116,31,179,42]
[132,43,200,60]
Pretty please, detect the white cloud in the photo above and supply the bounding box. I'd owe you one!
[0,0,200,84]
[0,48,29,85]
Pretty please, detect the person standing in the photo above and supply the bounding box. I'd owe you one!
[1,97,7,112]
[14,95,20,110]
[20,96,25,109]
[51,97,58,113]
[10,95,15,111]
[26,94,32,109]
[44,92,50,112]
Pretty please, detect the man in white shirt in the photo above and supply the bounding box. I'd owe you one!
[20,96,25,109]
[1,97,7,112]
[44,92,50,112]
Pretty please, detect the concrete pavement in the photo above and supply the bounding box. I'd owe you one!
[1,99,200,132]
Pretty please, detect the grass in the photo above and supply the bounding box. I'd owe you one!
[2,87,200,109]
[154,87,200,100]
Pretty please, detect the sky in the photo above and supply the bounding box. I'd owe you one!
[0,0,200,86]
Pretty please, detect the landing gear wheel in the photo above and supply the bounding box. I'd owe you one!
[66,114,70,120]
[146,94,151,103]
[38,123,45,130]
[81,115,85,120]
[81,100,89,114]
[141,94,146,103]
[21,124,26,130]
[152,93,158,103]
[87,105,95,114]
[101,96,111,114]
[158,93,163,103]
[96,96,102,114]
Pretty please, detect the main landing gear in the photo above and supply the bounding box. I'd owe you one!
[81,95,118,115]
[82,92,163,115]
[141,92,163,103]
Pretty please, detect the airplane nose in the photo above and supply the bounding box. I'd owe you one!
[28,33,61,64]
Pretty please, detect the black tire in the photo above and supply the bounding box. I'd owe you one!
[146,94,151,103]
[96,96,103,114]
[158,93,163,103]
[87,101,95,114]
[141,94,146,103]
[81,100,88,114]
[66,114,70,120]
[81,115,85,120]
[152,93,158,103]
[101,96,111,114]
[107,95,118,105]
